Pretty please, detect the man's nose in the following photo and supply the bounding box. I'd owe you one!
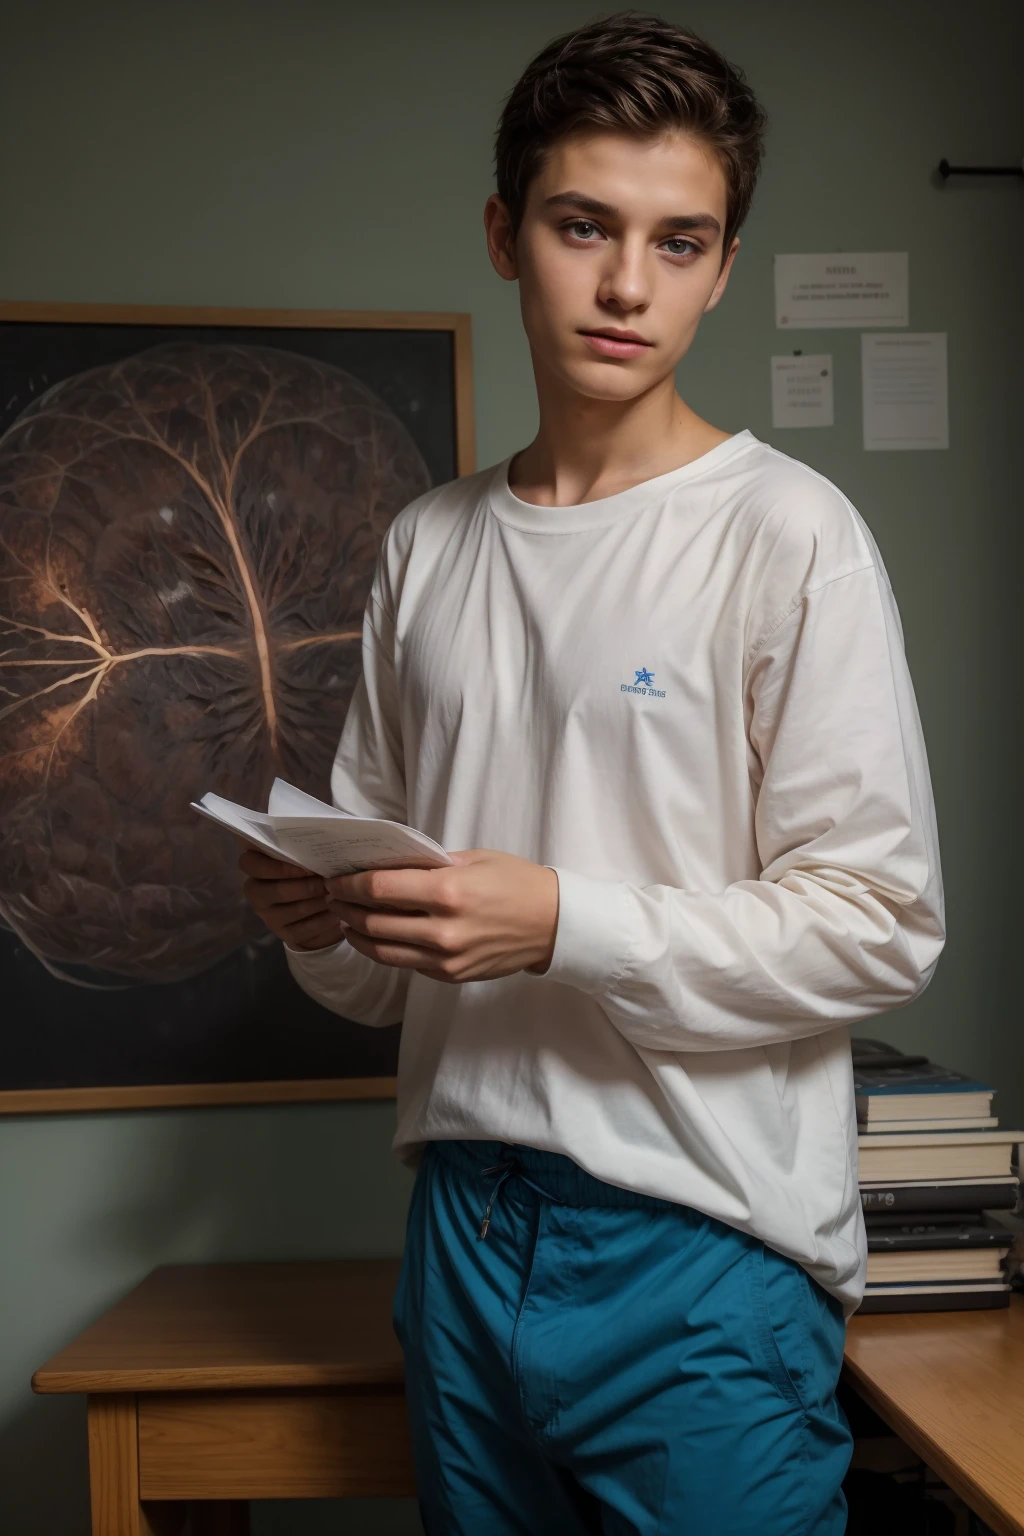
[596,238,652,312]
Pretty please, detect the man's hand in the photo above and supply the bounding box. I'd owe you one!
[238,846,341,952]
[326,850,559,983]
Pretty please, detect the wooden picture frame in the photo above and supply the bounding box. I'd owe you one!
[0,302,475,1114]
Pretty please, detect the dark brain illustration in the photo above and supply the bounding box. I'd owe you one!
[0,342,431,983]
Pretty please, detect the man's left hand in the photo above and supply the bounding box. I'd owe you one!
[325,850,559,983]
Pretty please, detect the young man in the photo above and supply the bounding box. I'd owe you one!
[241,13,944,1533]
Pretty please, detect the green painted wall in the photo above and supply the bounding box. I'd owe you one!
[1,2,1020,1531]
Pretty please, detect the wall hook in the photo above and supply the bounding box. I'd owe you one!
[936,158,1023,180]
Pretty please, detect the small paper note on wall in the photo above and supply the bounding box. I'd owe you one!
[771,354,834,428]
[861,333,949,450]
[775,253,909,329]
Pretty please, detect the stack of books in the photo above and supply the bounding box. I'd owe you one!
[853,1038,1021,1313]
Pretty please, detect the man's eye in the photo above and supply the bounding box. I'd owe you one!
[662,238,698,258]
[567,220,600,240]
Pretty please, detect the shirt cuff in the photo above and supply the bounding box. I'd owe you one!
[538,867,634,994]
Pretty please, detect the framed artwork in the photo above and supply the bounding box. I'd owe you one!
[0,301,474,1113]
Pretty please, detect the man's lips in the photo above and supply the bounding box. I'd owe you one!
[579,329,654,359]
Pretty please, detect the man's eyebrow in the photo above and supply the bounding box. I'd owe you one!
[544,191,721,235]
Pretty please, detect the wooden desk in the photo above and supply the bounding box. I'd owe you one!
[844,1295,1024,1536]
[33,1261,413,1535]
[34,1261,1024,1536]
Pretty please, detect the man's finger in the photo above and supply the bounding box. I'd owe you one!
[284,914,344,948]
[244,875,327,907]
[239,845,316,881]
[267,895,331,924]
[329,900,449,949]
[343,927,449,970]
[326,865,449,911]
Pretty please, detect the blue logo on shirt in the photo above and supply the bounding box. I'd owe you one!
[621,666,666,699]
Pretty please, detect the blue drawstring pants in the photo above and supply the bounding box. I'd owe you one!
[392,1137,852,1535]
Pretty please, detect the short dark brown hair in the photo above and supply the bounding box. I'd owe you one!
[495,11,768,255]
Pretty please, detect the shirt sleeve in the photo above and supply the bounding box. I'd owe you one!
[541,563,946,1052]
[285,576,411,1029]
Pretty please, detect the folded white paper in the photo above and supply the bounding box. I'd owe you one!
[191,777,451,876]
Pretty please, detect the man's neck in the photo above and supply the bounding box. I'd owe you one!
[508,372,731,509]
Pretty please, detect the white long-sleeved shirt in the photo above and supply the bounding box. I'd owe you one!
[287,429,945,1311]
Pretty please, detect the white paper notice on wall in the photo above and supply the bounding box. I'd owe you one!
[862,332,949,451]
[775,252,908,329]
[771,354,834,428]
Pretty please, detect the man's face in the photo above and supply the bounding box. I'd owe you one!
[487,129,738,401]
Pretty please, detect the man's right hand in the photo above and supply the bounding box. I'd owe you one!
[238,846,342,952]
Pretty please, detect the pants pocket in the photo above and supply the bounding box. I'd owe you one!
[750,1241,845,1417]
[392,1149,430,1343]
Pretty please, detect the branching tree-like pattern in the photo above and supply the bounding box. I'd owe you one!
[0,342,430,983]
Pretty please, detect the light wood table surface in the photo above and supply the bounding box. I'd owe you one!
[33,1261,413,1535]
[33,1260,1024,1536]
[844,1294,1024,1536]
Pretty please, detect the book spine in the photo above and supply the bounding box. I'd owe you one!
[865,1209,993,1228]
[857,1288,1009,1315]
[859,1182,1019,1215]
[865,1230,1012,1252]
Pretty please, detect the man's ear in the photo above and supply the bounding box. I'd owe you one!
[484,194,519,281]
[703,237,740,314]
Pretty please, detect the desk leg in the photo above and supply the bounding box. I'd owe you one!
[87,1395,188,1536]
[87,1395,247,1536]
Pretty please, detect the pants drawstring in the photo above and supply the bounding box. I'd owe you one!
[478,1157,517,1239]
[477,1152,570,1240]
